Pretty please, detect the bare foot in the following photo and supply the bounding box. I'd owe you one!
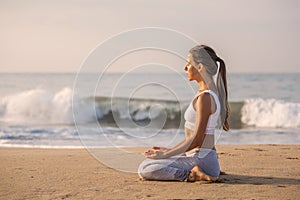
[187,166,219,182]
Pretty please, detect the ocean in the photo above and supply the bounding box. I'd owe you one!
[0,73,299,148]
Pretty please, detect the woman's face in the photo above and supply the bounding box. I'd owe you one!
[184,54,200,81]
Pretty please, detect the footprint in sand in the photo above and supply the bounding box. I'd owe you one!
[286,157,299,160]
[280,147,291,150]
[234,148,247,151]
[277,185,286,188]
[253,148,266,152]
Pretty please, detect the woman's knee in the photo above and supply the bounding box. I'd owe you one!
[138,161,152,179]
[138,163,164,180]
[138,169,154,180]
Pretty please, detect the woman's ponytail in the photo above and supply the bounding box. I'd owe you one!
[216,57,230,131]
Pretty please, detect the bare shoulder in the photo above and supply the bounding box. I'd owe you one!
[195,92,212,112]
[196,92,212,104]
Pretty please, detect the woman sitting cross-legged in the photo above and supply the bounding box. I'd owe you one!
[138,45,230,182]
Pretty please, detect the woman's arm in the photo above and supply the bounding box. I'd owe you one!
[186,93,211,151]
[146,93,211,159]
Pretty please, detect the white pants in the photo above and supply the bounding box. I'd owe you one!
[138,149,220,181]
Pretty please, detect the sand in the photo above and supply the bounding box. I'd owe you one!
[1,145,299,199]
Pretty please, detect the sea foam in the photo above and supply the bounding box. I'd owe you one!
[241,98,300,128]
[0,87,95,124]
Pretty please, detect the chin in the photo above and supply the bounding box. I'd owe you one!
[187,77,194,81]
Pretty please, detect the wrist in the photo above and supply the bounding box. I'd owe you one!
[161,150,170,158]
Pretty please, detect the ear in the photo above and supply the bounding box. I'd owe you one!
[197,63,206,72]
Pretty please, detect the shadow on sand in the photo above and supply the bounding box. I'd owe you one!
[220,173,300,186]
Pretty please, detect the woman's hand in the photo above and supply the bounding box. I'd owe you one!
[144,149,167,159]
[143,146,172,159]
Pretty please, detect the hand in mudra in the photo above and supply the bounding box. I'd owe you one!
[144,146,169,159]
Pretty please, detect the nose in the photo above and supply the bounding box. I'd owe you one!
[184,64,188,71]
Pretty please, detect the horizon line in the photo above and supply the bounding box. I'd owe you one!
[0,71,299,75]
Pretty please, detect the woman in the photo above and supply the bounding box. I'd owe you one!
[138,45,230,182]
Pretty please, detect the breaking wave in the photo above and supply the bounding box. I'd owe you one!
[1,88,299,129]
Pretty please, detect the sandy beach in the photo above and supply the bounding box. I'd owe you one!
[1,144,299,199]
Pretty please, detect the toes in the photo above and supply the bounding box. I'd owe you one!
[202,174,213,181]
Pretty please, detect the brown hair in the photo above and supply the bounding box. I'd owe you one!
[189,45,230,131]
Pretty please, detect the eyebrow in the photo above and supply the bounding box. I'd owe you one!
[185,60,194,66]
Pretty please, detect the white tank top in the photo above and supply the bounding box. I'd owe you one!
[184,90,220,134]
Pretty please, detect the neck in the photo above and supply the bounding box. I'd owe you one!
[197,80,208,91]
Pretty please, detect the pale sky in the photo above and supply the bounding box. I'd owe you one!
[0,0,299,73]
